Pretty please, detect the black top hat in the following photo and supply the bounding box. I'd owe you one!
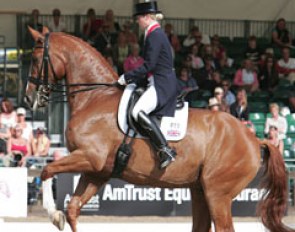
[133,1,161,17]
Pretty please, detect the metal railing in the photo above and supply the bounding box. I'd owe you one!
[17,14,295,49]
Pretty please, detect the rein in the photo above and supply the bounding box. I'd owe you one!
[28,32,118,103]
[47,82,118,103]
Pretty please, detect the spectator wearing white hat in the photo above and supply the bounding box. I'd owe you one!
[208,97,220,112]
[214,87,229,112]
[16,107,33,143]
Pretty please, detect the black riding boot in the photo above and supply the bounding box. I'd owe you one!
[137,111,176,169]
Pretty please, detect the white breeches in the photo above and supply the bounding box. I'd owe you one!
[132,76,158,121]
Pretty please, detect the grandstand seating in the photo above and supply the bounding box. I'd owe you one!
[248,101,268,113]
[190,99,208,108]
[249,112,266,124]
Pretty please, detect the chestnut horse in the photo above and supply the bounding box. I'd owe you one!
[25,27,293,232]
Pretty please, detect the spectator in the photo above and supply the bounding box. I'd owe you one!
[221,79,236,106]
[177,67,198,95]
[16,107,33,143]
[189,44,204,70]
[103,9,120,35]
[0,121,11,156]
[208,97,220,112]
[258,47,275,71]
[214,87,229,112]
[271,18,292,48]
[113,32,130,75]
[182,26,204,53]
[277,47,295,83]
[27,9,43,32]
[31,127,50,157]
[7,124,31,167]
[164,23,181,55]
[25,9,43,48]
[220,51,234,68]
[123,43,144,72]
[259,54,279,92]
[95,22,114,55]
[196,55,215,90]
[244,35,261,69]
[122,20,138,45]
[105,54,118,73]
[182,55,194,77]
[82,8,103,44]
[264,103,287,140]
[230,88,249,121]
[233,59,259,93]
[47,8,66,32]
[200,44,215,61]
[211,34,225,60]
[0,98,17,129]
[264,125,284,155]
[217,51,234,76]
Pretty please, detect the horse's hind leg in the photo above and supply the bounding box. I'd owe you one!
[202,177,237,232]
[190,182,211,232]
[67,173,108,232]
[207,196,234,232]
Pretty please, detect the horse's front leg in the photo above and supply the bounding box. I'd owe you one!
[41,149,107,181]
[67,173,109,232]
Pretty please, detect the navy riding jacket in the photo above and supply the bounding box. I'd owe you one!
[124,27,178,117]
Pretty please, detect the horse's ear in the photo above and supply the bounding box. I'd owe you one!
[42,26,50,35]
[28,26,45,42]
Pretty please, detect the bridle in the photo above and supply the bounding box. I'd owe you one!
[27,32,118,105]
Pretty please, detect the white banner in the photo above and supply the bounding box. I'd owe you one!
[0,168,27,217]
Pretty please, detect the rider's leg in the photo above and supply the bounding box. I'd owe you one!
[132,79,176,169]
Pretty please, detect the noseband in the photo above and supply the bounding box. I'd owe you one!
[27,33,118,104]
[28,33,56,91]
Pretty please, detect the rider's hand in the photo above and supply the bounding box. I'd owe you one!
[118,74,126,85]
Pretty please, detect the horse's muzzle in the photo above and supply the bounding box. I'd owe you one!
[24,89,48,111]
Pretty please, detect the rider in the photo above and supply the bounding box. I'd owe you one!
[117,1,178,169]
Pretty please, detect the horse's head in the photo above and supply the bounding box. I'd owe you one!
[25,27,66,110]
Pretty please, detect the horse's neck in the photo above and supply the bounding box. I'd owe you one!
[61,40,118,113]
[64,47,117,85]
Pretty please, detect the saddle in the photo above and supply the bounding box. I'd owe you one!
[118,84,189,141]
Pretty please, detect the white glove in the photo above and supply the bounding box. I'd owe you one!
[118,74,126,85]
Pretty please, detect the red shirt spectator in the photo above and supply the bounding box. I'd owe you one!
[82,8,103,43]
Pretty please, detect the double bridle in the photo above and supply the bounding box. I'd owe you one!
[27,33,118,104]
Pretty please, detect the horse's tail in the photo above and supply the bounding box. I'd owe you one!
[258,140,294,232]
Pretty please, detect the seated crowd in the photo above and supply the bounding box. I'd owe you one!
[0,98,59,168]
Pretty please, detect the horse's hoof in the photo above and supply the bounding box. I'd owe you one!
[52,210,66,231]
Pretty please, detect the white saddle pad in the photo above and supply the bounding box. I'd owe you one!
[118,84,189,141]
